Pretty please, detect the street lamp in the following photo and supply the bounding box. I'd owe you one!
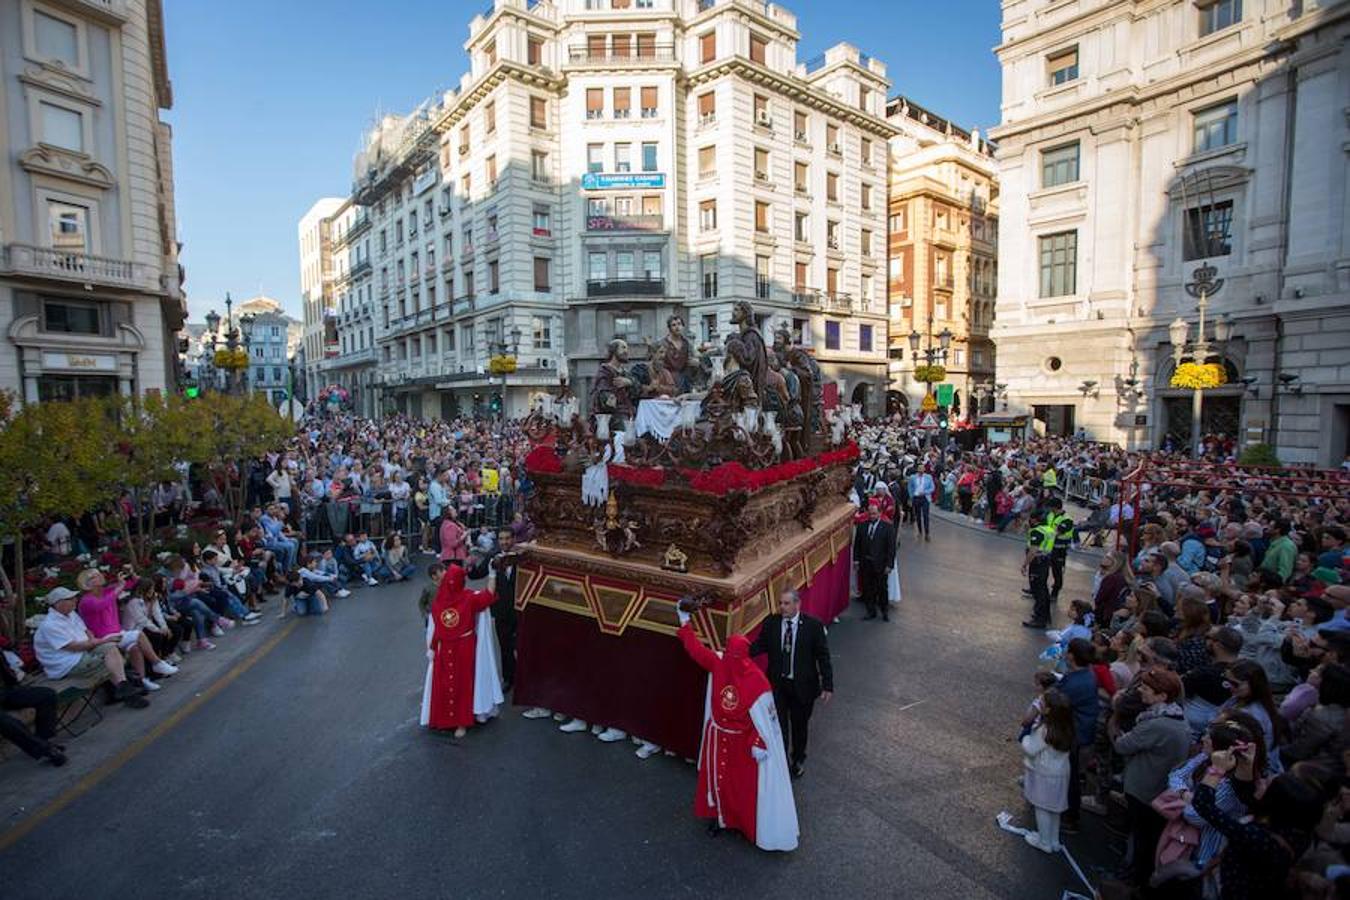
[205,308,221,336]
[907,325,953,395]
[1170,264,1230,455]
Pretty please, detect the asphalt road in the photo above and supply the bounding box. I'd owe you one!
[0,516,1109,899]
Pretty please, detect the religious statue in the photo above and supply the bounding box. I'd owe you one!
[711,335,759,416]
[657,315,704,393]
[769,353,805,460]
[727,301,769,403]
[590,338,636,429]
[774,326,823,443]
[640,344,678,399]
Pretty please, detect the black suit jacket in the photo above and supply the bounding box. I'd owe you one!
[853,519,896,572]
[749,613,833,702]
[490,557,517,622]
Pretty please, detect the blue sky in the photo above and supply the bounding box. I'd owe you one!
[164,0,1002,320]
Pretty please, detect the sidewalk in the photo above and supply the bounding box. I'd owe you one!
[0,602,297,838]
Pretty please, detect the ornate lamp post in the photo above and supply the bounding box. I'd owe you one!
[1169,264,1232,456]
[239,312,256,396]
[907,325,952,396]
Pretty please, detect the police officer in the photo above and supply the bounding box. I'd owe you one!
[1022,510,1056,629]
[1046,498,1076,601]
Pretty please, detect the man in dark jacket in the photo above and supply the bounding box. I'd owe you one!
[1059,639,1100,830]
[748,590,833,779]
[853,502,896,621]
[0,652,66,767]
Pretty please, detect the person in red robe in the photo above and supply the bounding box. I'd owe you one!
[677,611,798,851]
[420,564,496,738]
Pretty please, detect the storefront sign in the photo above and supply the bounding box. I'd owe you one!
[42,351,116,372]
[581,172,666,191]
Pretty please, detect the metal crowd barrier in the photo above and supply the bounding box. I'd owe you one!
[297,492,520,550]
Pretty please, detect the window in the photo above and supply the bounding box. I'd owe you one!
[589,252,607,281]
[40,102,82,152]
[586,88,604,119]
[1038,230,1077,297]
[698,146,716,178]
[533,206,551,236]
[485,39,497,67]
[826,267,839,297]
[485,101,496,134]
[860,138,872,166]
[528,37,543,66]
[612,33,633,59]
[489,259,500,293]
[826,172,839,202]
[587,33,606,57]
[794,162,809,194]
[47,201,88,251]
[1041,142,1080,187]
[640,86,658,118]
[826,220,840,249]
[445,328,456,352]
[34,11,79,67]
[534,257,551,291]
[700,32,716,64]
[750,33,767,65]
[1047,47,1078,86]
[530,96,547,129]
[795,212,809,242]
[641,194,661,217]
[860,274,872,304]
[701,254,718,298]
[703,313,718,343]
[614,142,631,173]
[755,147,770,181]
[533,315,552,349]
[615,251,635,280]
[973,348,985,367]
[753,94,770,127]
[426,332,437,354]
[826,123,840,153]
[755,201,770,233]
[697,91,716,123]
[859,324,873,352]
[861,184,872,211]
[43,299,100,334]
[641,142,658,172]
[532,150,549,181]
[1200,0,1242,37]
[486,211,499,242]
[486,155,498,185]
[825,320,841,350]
[889,208,907,232]
[794,110,808,141]
[464,269,475,297]
[1183,201,1234,260]
[637,32,656,57]
[861,229,872,255]
[756,255,771,298]
[1193,100,1238,152]
[459,126,470,155]
[587,143,604,174]
[613,87,631,119]
[643,251,662,280]
[699,199,717,231]
[794,261,808,291]
[613,315,640,341]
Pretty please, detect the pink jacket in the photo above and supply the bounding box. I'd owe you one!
[78,578,134,638]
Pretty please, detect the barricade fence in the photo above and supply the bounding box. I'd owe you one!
[296,493,522,552]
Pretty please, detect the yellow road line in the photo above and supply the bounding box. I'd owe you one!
[0,620,299,852]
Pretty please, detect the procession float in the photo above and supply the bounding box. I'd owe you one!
[514,302,859,758]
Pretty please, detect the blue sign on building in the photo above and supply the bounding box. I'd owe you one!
[581,172,666,191]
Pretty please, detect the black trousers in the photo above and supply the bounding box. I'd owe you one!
[772,682,814,766]
[494,609,517,688]
[0,686,58,759]
[1050,547,1067,596]
[1127,793,1165,885]
[858,565,886,615]
[1029,557,1051,625]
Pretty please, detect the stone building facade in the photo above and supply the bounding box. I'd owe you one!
[0,0,184,403]
[990,0,1350,465]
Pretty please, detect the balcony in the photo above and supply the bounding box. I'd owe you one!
[585,277,665,298]
[567,45,675,66]
[584,213,664,233]
[48,0,127,25]
[334,215,371,248]
[1,243,144,291]
[350,259,372,279]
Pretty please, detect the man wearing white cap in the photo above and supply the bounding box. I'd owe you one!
[33,587,149,709]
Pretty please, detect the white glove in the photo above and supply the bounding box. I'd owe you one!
[676,610,691,626]
[426,650,434,661]
[751,746,769,762]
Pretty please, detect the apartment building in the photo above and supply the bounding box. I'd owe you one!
[0,0,185,403]
[886,96,999,419]
[302,0,894,419]
[298,197,343,398]
[990,0,1350,464]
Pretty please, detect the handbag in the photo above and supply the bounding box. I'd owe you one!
[1149,789,1189,821]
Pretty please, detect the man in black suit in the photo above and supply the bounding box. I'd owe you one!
[748,589,833,779]
[853,501,896,621]
[489,527,519,691]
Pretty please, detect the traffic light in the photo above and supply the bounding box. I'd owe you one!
[184,386,200,399]
[490,393,503,414]
[937,411,949,430]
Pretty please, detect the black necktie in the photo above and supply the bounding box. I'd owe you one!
[782,619,794,679]
[869,522,877,541]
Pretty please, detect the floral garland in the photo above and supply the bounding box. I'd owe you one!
[913,365,947,383]
[1170,362,1227,390]
[213,348,250,370]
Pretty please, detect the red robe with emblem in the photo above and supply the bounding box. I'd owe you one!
[678,623,768,841]
[426,565,496,730]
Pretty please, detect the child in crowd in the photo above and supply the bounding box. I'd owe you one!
[1020,670,1059,741]
[1021,689,1074,853]
[283,569,328,619]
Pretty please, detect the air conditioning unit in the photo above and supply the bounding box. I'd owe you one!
[699,112,717,126]
[755,109,773,127]
[828,142,842,155]
[795,130,808,142]
[755,171,769,182]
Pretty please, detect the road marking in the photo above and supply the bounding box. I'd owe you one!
[0,620,298,853]
[896,699,927,713]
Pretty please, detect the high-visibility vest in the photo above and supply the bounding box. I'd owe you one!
[1028,524,1055,555]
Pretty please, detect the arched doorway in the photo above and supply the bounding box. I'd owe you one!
[1155,358,1244,450]
[850,382,870,413]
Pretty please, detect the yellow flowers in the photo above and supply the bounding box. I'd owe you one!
[213,348,250,370]
[488,355,518,375]
[1170,362,1227,390]
[913,364,947,383]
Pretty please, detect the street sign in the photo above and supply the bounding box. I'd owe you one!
[936,383,954,407]
[917,412,940,430]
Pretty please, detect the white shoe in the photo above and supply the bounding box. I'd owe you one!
[141,677,162,692]
[521,707,552,720]
[337,589,351,598]
[210,625,225,637]
[590,723,605,736]
[597,727,627,743]
[240,617,261,626]
[151,661,179,676]
[1023,832,1055,853]
[243,612,261,622]
[167,653,183,665]
[636,741,661,759]
[559,719,589,733]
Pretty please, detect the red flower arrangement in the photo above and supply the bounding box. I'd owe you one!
[608,464,667,487]
[524,444,563,475]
